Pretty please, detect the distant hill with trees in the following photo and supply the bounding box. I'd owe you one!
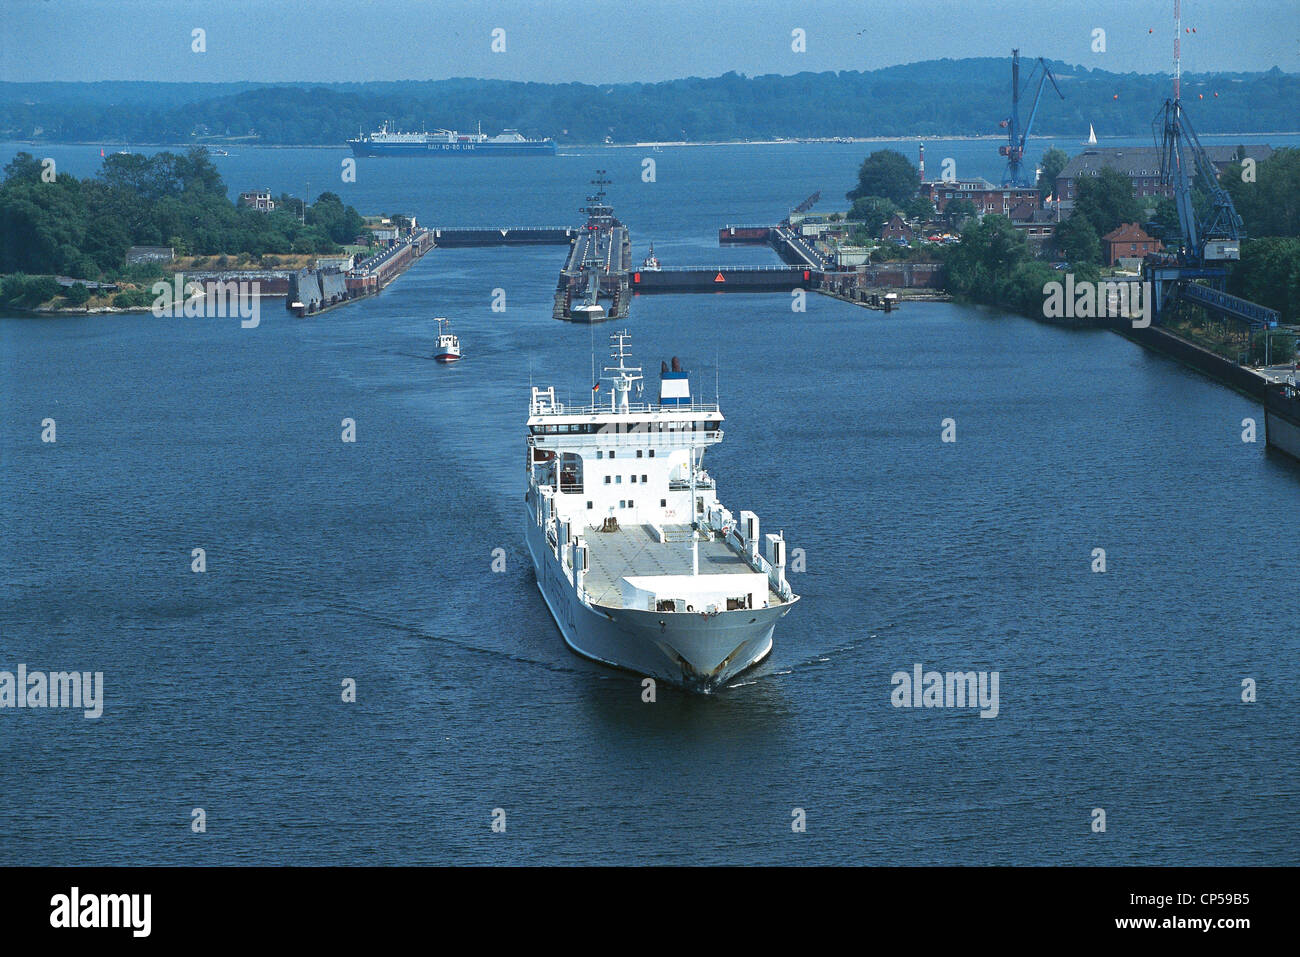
[1,59,1296,145]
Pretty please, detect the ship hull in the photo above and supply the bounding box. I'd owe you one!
[569,305,606,323]
[525,510,794,691]
[1264,399,1300,462]
[435,352,461,363]
[349,141,557,157]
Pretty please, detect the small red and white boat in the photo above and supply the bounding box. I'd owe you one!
[434,317,461,363]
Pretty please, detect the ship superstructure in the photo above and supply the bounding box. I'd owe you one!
[524,332,798,691]
[433,318,461,363]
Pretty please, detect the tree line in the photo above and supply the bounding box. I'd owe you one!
[837,145,1300,329]
[3,62,1296,145]
[0,148,365,286]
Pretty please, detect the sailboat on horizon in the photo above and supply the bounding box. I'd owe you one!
[1083,123,1098,146]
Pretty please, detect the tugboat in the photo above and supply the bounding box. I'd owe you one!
[433,318,461,363]
[640,243,662,271]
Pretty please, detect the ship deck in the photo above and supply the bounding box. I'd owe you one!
[581,523,783,610]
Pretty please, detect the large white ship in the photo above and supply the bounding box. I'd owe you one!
[525,333,799,691]
[348,121,557,157]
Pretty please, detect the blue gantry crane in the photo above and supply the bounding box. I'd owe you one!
[1156,98,1244,265]
[1145,5,1277,339]
[999,49,1063,188]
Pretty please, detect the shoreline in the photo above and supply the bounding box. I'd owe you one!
[8,131,1298,151]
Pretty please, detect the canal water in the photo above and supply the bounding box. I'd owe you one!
[1,140,1297,865]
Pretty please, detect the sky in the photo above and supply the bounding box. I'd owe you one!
[1,0,1296,84]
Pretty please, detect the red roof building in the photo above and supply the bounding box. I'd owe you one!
[1101,222,1162,266]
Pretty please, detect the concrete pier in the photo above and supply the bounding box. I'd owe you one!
[431,227,576,247]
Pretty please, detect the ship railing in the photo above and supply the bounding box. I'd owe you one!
[740,547,796,604]
[530,400,722,416]
[532,430,723,449]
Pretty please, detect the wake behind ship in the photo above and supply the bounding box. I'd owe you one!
[349,121,557,156]
[525,333,799,691]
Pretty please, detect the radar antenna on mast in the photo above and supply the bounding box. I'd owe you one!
[600,330,643,413]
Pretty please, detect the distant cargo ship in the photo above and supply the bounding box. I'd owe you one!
[348,121,557,157]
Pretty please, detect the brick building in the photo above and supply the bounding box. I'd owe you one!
[1101,222,1162,266]
[920,177,1039,216]
[880,213,914,243]
[1008,201,1059,252]
[1055,145,1273,211]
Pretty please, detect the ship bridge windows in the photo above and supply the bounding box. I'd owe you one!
[530,422,606,436]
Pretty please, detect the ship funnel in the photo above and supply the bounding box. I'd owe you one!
[659,356,690,407]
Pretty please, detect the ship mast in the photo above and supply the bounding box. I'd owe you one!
[600,330,642,413]
[690,443,699,575]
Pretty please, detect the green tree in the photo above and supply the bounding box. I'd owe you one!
[1251,331,1296,365]
[309,191,364,245]
[943,198,978,228]
[1224,147,1300,238]
[1053,213,1101,264]
[1038,147,1069,200]
[0,274,61,307]
[943,214,1029,300]
[0,147,366,278]
[62,282,91,306]
[846,150,918,207]
[1230,237,1300,323]
[3,152,46,184]
[1073,167,1143,237]
[903,196,935,222]
[847,196,897,237]
[1151,197,1182,243]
